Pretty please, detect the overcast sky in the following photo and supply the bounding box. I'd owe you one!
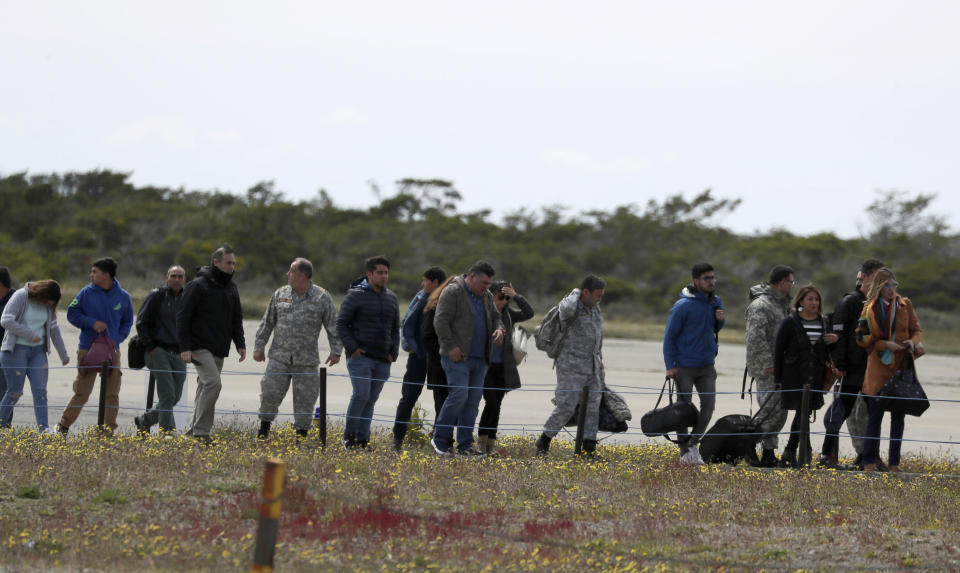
[2,1,957,238]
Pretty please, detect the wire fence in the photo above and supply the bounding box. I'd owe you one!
[1,363,956,450]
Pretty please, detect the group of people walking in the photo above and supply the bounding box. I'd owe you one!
[742,259,925,471]
[0,252,928,470]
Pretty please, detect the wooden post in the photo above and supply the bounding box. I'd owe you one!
[146,371,156,410]
[313,367,327,447]
[97,360,110,429]
[574,385,589,455]
[252,458,286,572]
[799,384,811,467]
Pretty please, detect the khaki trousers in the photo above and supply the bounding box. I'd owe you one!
[59,348,123,430]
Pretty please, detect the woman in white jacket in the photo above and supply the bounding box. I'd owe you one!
[0,280,69,431]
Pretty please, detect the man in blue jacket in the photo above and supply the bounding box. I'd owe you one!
[663,262,725,465]
[391,266,446,452]
[57,257,134,435]
[336,255,400,450]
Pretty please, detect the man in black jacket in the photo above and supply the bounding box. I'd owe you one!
[335,255,400,449]
[133,266,187,434]
[821,258,883,467]
[178,246,246,441]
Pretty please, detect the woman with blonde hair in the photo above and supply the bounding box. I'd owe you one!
[0,280,70,431]
[856,268,924,472]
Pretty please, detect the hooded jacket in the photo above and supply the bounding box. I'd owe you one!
[67,278,134,350]
[0,284,70,362]
[335,277,400,362]
[177,265,245,358]
[745,283,792,378]
[663,284,724,369]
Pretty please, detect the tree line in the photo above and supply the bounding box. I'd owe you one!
[2,170,957,329]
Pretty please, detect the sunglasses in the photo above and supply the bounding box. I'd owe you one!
[883,282,899,290]
[496,294,510,301]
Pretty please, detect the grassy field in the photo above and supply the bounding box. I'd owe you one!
[1,424,958,572]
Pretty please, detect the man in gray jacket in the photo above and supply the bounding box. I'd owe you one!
[431,260,504,456]
[254,258,342,439]
[535,275,606,457]
[744,265,794,467]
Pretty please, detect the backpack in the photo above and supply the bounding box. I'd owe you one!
[533,305,567,359]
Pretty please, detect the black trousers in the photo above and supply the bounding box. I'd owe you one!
[392,352,427,440]
[478,362,507,439]
[393,352,449,440]
[821,370,864,458]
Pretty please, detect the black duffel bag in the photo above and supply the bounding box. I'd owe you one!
[699,414,762,466]
[641,377,698,442]
[127,335,147,370]
[878,354,929,416]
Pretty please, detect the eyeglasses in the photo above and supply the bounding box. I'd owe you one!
[699,275,716,282]
[883,282,899,290]
[169,274,185,278]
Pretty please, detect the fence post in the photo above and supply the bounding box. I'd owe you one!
[97,360,110,430]
[252,458,286,572]
[146,371,156,410]
[574,385,589,455]
[799,383,811,467]
[314,367,327,447]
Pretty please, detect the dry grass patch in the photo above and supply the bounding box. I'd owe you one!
[0,425,958,572]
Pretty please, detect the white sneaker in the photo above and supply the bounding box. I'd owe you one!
[431,437,452,456]
[680,448,705,465]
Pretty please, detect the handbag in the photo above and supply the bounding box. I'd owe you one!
[79,332,116,371]
[511,326,529,364]
[641,377,699,441]
[822,376,847,433]
[127,335,147,370]
[878,354,929,416]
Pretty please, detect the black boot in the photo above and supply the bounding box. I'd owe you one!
[295,428,309,438]
[535,433,551,457]
[579,439,602,460]
[759,448,779,468]
[257,420,271,440]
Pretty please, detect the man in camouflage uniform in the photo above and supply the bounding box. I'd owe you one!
[745,265,794,467]
[254,258,342,439]
[535,275,606,458]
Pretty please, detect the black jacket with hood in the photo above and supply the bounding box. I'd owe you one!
[335,277,400,363]
[177,265,245,358]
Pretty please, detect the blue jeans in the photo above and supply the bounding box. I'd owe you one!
[863,395,906,466]
[435,356,488,452]
[345,355,391,441]
[0,345,50,431]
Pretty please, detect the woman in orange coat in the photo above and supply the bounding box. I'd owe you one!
[856,268,924,472]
